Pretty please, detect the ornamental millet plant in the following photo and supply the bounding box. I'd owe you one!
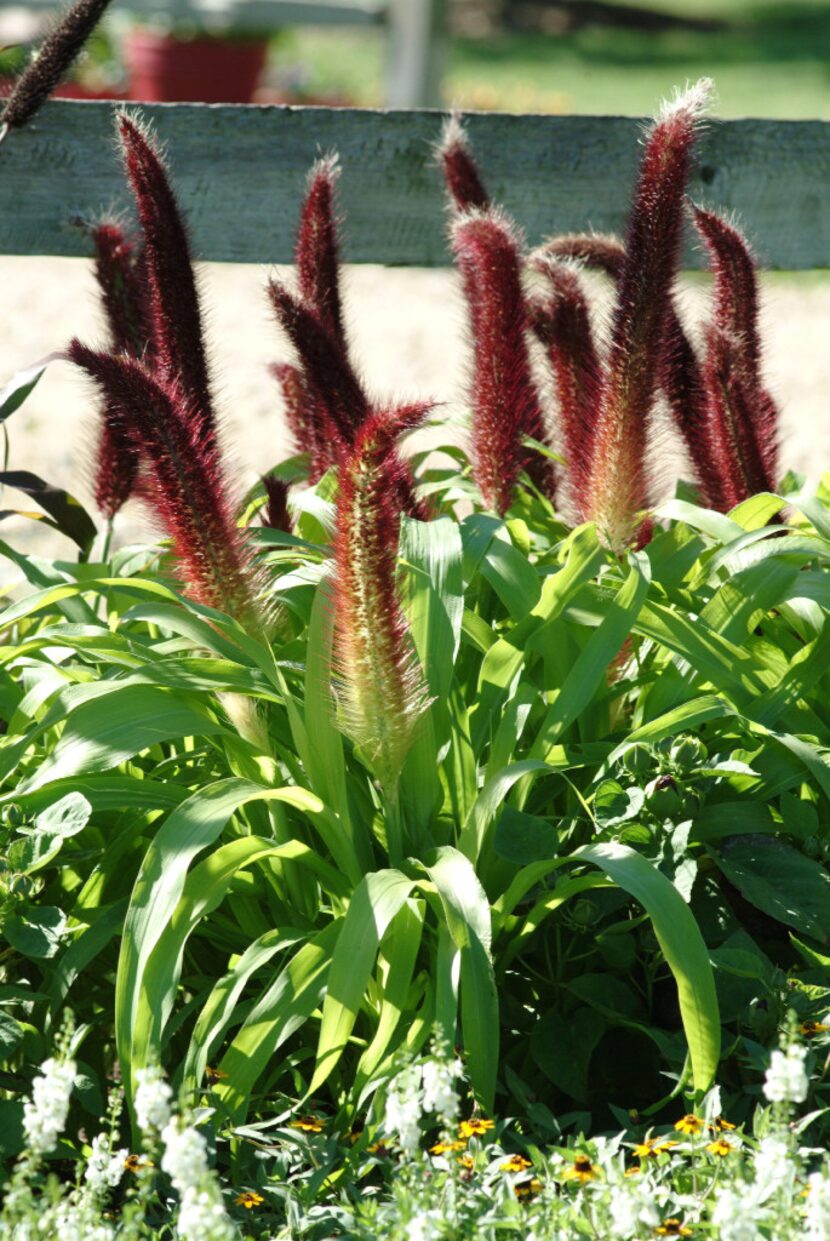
[582,79,713,550]
[70,114,263,631]
[332,405,432,816]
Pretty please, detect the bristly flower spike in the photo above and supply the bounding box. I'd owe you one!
[117,113,218,455]
[538,230,723,503]
[0,0,112,136]
[295,155,347,347]
[333,405,432,797]
[583,79,712,550]
[261,474,292,532]
[69,343,262,629]
[437,112,491,213]
[531,255,601,507]
[452,207,554,514]
[692,204,779,494]
[85,219,153,519]
[267,278,370,456]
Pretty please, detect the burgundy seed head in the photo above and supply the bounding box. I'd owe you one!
[69,341,261,627]
[531,255,602,507]
[584,80,712,549]
[0,0,112,133]
[268,277,369,453]
[295,155,347,347]
[333,404,431,790]
[261,474,292,532]
[693,204,779,492]
[117,112,217,454]
[452,207,553,514]
[538,232,627,280]
[437,112,491,213]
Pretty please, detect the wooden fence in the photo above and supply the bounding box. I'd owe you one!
[1,101,828,268]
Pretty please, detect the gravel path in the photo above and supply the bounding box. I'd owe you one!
[2,256,828,582]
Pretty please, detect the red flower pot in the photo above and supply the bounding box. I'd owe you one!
[124,29,268,103]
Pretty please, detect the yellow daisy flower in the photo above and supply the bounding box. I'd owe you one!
[234,1191,264,1210]
[458,1117,494,1139]
[561,1153,597,1183]
[674,1114,703,1135]
[501,1153,532,1173]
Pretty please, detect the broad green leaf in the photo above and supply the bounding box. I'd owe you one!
[133,835,343,1074]
[0,471,97,555]
[183,930,295,1091]
[532,551,651,759]
[116,778,336,1098]
[355,900,424,1090]
[716,836,830,941]
[0,357,53,422]
[18,685,224,793]
[422,847,497,1108]
[5,906,66,959]
[213,924,339,1122]
[480,526,541,618]
[309,870,415,1095]
[573,843,720,1094]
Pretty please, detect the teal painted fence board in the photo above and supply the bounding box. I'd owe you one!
[1,101,828,268]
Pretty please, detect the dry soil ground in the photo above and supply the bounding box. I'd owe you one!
[2,257,829,585]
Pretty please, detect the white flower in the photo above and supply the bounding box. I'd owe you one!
[763,1044,808,1105]
[421,1057,462,1124]
[84,1132,128,1193]
[22,1056,76,1155]
[805,1169,830,1241]
[752,1135,795,1202]
[160,1118,209,1194]
[405,1210,443,1241]
[385,1064,423,1155]
[176,1185,236,1241]
[606,1182,659,1236]
[711,1186,765,1241]
[134,1065,173,1134]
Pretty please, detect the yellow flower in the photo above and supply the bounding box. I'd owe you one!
[205,1065,228,1083]
[429,1139,467,1155]
[288,1115,324,1133]
[633,1138,678,1159]
[501,1154,532,1173]
[674,1114,703,1135]
[458,1117,494,1139]
[654,1220,693,1237]
[367,1141,394,1157]
[800,1020,829,1039]
[514,1177,543,1201]
[707,1138,734,1158]
[457,1153,475,1171]
[709,1116,735,1134]
[234,1192,264,1210]
[625,1163,642,1177]
[561,1153,597,1183]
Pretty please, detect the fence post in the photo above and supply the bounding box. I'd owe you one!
[385,0,448,108]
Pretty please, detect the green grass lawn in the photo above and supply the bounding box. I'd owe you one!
[273,1,830,117]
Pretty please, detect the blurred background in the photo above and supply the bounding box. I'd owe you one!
[2,0,830,571]
[1,0,828,115]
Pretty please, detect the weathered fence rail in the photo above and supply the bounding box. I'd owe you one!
[2,101,829,268]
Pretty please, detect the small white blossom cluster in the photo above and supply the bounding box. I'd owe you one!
[175,1186,237,1241]
[386,1049,463,1153]
[161,1118,210,1193]
[385,1063,424,1155]
[763,1044,809,1105]
[421,1055,463,1125]
[134,1064,173,1133]
[158,1116,235,1241]
[805,1169,830,1241]
[21,1056,76,1155]
[85,1132,128,1194]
